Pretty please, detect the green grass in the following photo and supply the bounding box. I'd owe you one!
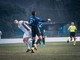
[0,42,80,60]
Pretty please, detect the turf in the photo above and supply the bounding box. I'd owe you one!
[0,42,80,60]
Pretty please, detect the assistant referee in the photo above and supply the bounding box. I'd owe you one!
[68,22,77,46]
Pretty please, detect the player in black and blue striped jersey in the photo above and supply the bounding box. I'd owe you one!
[29,11,51,53]
[36,22,46,46]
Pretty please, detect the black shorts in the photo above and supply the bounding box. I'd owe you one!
[70,32,75,37]
[31,26,41,37]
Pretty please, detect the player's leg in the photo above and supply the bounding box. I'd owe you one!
[67,37,70,43]
[28,40,32,48]
[36,35,41,45]
[36,38,41,45]
[43,36,45,46]
[23,32,32,52]
[73,32,76,46]
[41,32,45,46]
[37,34,43,47]
[31,27,37,53]
[23,37,31,52]
[73,37,76,46]
[36,28,43,46]
[34,27,42,48]
[70,32,73,41]
[67,32,72,43]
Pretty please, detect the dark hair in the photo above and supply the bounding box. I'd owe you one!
[32,11,36,16]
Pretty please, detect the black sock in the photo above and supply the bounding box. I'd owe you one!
[39,38,41,45]
[36,39,40,44]
[32,40,35,47]
[43,38,45,45]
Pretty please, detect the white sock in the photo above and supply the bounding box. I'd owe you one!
[28,40,32,49]
[24,41,30,49]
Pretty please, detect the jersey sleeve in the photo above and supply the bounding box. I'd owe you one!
[24,21,29,24]
[37,17,42,22]
[68,26,71,30]
[29,16,33,24]
[75,26,77,30]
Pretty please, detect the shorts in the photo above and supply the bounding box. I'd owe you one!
[70,32,75,37]
[23,31,32,38]
[31,26,41,37]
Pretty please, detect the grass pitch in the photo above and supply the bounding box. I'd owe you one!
[0,42,80,60]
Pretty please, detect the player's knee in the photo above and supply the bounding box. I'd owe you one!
[23,38,29,42]
[39,35,42,39]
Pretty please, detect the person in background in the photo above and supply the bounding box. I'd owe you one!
[67,22,77,46]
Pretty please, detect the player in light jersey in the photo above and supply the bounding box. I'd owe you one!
[14,19,32,52]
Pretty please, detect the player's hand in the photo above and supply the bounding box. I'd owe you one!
[47,18,51,21]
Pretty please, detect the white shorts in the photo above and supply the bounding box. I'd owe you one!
[23,31,32,38]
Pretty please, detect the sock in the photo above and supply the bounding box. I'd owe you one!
[43,38,45,45]
[74,40,76,45]
[36,39,40,44]
[24,41,30,49]
[28,40,32,49]
[38,38,42,45]
[70,37,72,41]
[32,40,35,47]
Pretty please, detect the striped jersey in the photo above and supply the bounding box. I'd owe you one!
[29,16,42,27]
[18,21,31,33]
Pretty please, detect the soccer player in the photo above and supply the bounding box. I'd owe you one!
[29,11,51,53]
[14,20,32,52]
[36,22,46,46]
[67,22,77,46]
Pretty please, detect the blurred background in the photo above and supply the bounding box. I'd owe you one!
[0,0,80,38]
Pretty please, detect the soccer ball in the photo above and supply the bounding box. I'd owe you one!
[48,18,51,21]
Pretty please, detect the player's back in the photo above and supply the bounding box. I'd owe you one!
[29,16,41,27]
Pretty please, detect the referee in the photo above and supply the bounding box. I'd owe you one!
[68,22,77,46]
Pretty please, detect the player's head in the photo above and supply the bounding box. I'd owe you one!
[71,22,74,25]
[32,11,36,16]
[14,20,19,25]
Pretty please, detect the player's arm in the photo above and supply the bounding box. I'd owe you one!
[23,21,29,24]
[68,26,71,30]
[28,17,34,26]
[41,18,51,22]
[75,26,77,31]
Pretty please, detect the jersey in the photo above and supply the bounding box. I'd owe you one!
[18,21,31,33]
[29,16,42,27]
[18,21,32,38]
[39,23,44,33]
[68,25,77,32]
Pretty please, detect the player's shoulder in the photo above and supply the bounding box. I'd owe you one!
[74,25,76,28]
[29,16,33,19]
[36,17,40,19]
[19,20,23,24]
[69,25,72,27]
[29,16,32,18]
